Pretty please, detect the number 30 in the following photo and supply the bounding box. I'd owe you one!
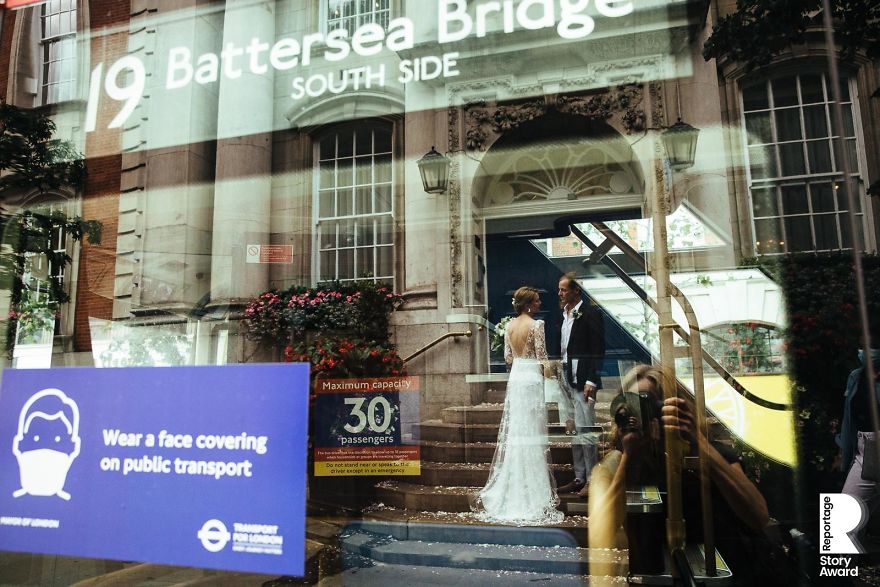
[343,397,393,434]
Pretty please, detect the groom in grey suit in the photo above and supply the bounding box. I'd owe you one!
[555,272,605,496]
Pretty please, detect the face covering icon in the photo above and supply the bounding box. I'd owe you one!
[12,388,81,500]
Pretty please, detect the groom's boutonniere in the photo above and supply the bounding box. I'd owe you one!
[572,309,582,320]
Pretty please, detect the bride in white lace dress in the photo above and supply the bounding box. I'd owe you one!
[473,287,563,525]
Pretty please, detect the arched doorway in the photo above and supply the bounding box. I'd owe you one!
[473,112,648,370]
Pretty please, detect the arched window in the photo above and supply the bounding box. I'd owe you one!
[314,124,394,285]
[741,72,867,255]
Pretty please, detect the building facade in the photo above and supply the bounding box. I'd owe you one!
[1,0,878,582]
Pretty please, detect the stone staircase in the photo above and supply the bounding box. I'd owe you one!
[373,383,620,517]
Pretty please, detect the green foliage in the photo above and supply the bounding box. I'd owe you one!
[284,338,405,380]
[0,101,86,193]
[778,253,880,493]
[242,281,404,346]
[244,281,407,387]
[0,104,100,353]
[703,0,880,70]
[704,322,784,374]
[99,328,190,367]
[9,297,55,344]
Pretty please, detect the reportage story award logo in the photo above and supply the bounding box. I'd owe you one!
[819,493,867,578]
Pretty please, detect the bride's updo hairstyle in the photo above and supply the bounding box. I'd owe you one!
[512,287,539,315]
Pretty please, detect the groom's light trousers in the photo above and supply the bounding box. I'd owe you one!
[561,377,599,483]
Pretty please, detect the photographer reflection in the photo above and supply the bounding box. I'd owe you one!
[590,364,775,584]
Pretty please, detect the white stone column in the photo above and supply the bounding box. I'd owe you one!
[209,0,276,305]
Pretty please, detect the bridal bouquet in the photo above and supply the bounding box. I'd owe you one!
[490,316,513,353]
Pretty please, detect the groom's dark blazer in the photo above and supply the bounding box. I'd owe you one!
[561,300,606,391]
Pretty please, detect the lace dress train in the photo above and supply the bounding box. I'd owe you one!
[472,319,563,525]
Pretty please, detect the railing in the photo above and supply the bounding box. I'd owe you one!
[402,330,472,364]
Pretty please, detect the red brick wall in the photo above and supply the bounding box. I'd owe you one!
[73,0,131,351]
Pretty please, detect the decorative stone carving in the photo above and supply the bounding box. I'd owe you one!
[463,85,648,151]
[649,81,665,129]
[447,104,463,308]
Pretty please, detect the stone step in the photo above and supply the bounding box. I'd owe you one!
[339,529,628,576]
[348,517,584,547]
[417,461,575,487]
[328,563,606,586]
[415,420,500,443]
[441,404,559,425]
[421,440,574,464]
[375,481,589,514]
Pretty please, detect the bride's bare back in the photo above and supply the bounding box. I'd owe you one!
[505,316,548,362]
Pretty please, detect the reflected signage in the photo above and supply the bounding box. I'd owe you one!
[0,364,310,575]
[313,377,420,476]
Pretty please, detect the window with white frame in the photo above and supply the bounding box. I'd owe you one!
[742,73,866,255]
[22,200,71,335]
[326,0,391,34]
[316,126,394,285]
[40,0,77,105]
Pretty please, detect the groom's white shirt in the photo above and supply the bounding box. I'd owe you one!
[561,299,582,369]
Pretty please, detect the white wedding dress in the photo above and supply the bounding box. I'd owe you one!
[473,319,563,525]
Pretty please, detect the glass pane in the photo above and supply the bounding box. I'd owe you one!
[338,249,354,279]
[339,219,355,247]
[748,146,776,180]
[772,77,798,107]
[781,185,808,215]
[799,74,824,103]
[356,187,372,215]
[742,82,769,111]
[320,250,334,279]
[337,188,353,217]
[319,136,335,160]
[840,213,854,248]
[842,107,855,136]
[745,112,771,145]
[803,106,828,139]
[319,161,335,189]
[813,214,839,250]
[377,246,393,277]
[318,190,335,217]
[355,130,372,156]
[779,143,806,176]
[754,218,783,254]
[807,140,832,173]
[833,180,862,212]
[775,109,802,141]
[784,216,813,252]
[377,215,393,244]
[751,187,778,217]
[319,223,336,249]
[375,154,392,183]
[375,185,392,213]
[375,129,392,153]
[337,158,353,187]
[357,217,374,246]
[810,183,835,213]
[838,78,851,102]
[833,139,858,173]
[355,156,371,185]
[337,132,353,158]
[357,247,374,278]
